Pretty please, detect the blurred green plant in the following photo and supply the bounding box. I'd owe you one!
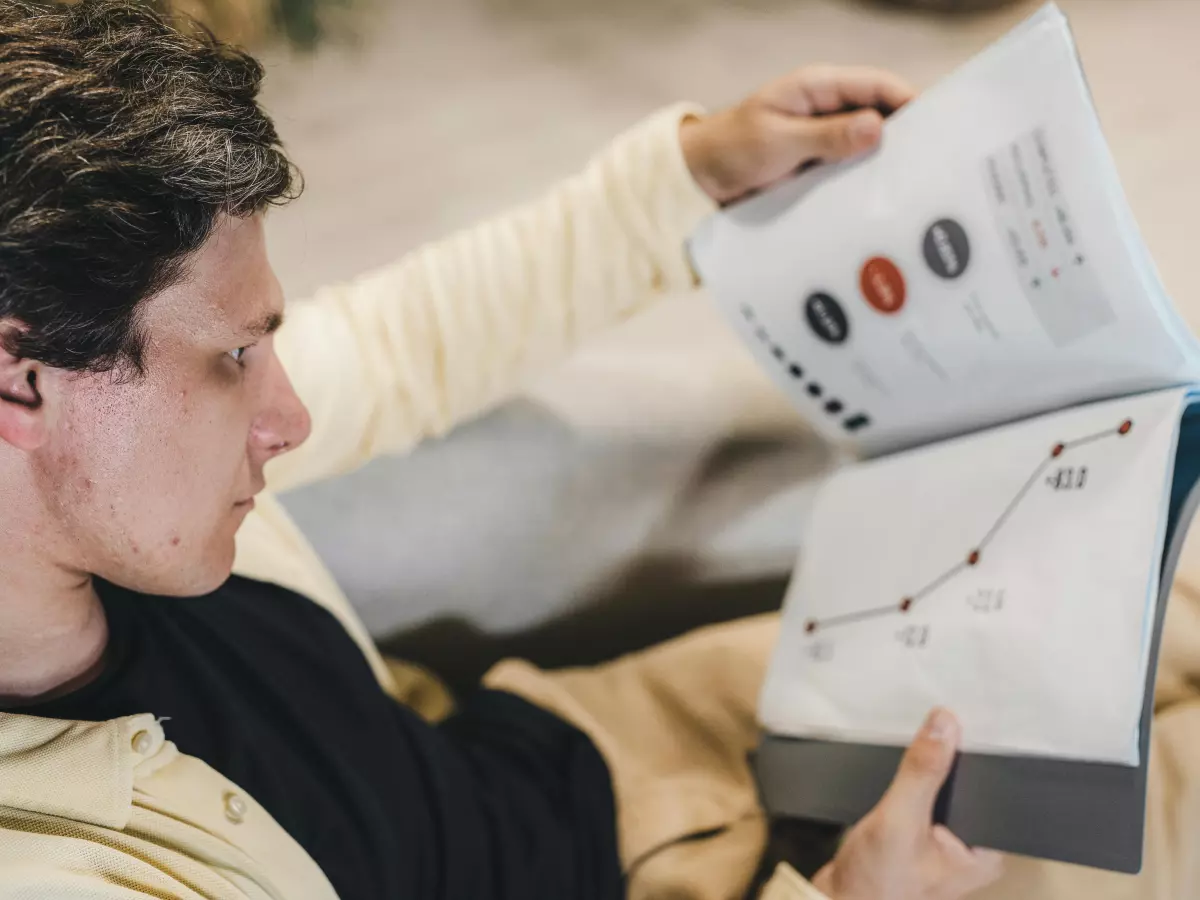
[270,0,355,47]
[142,0,357,48]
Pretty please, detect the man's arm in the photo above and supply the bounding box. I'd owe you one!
[266,104,714,495]
[267,66,918,495]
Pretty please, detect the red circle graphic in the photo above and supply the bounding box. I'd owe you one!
[860,256,906,314]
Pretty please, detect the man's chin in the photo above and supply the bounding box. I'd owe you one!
[185,550,238,596]
[104,543,237,598]
[172,567,236,598]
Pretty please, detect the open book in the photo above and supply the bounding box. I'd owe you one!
[687,3,1200,874]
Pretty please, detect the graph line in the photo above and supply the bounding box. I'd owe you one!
[802,417,1135,637]
[910,560,970,604]
[976,458,1051,550]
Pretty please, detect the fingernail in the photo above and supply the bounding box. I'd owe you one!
[849,112,879,143]
[921,708,955,743]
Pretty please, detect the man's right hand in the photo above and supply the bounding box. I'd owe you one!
[811,708,1004,900]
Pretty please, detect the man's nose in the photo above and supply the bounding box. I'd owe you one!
[250,353,312,460]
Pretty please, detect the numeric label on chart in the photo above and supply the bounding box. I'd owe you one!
[805,640,834,663]
[967,588,1006,613]
[896,625,930,648]
[1046,466,1087,491]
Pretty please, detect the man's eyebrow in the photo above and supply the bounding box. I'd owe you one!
[241,311,285,339]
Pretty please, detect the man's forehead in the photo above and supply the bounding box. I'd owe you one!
[146,215,284,340]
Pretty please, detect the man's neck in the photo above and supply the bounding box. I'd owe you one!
[0,560,108,706]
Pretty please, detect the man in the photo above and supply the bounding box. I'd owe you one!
[0,2,1195,899]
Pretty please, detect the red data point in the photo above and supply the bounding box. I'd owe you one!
[1119,419,1133,436]
[1051,443,1065,457]
[804,620,818,635]
[967,550,981,566]
[899,597,913,613]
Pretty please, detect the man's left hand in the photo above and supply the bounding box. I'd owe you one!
[681,65,917,205]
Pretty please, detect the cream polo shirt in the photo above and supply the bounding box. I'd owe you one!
[0,105,825,900]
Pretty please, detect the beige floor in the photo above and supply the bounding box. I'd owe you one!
[260,0,1200,318]
[262,0,1200,656]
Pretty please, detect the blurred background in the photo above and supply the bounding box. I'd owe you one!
[167,0,1200,690]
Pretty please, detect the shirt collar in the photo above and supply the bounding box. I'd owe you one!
[0,711,160,829]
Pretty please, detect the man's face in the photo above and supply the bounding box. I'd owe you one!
[28,215,311,596]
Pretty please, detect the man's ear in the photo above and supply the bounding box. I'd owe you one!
[0,337,47,452]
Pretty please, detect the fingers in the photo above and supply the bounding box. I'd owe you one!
[931,825,1005,873]
[810,863,835,896]
[879,707,961,826]
[789,108,884,163]
[931,826,1006,897]
[766,65,917,117]
[972,848,1006,885]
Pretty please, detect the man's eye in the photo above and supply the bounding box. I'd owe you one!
[228,347,249,365]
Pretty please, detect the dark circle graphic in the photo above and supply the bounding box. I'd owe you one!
[860,256,906,313]
[824,399,844,415]
[804,292,850,345]
[844,414,871,432]
[807,382,823,398]
[923,218,970,279]
[788,364,804,379]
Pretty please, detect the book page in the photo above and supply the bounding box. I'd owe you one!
[689,4,1200,457]
[758,387,1188,766]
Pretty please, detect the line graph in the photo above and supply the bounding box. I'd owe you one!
[803,417,1134,637]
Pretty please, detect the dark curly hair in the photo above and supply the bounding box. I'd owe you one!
[0,0,300,374]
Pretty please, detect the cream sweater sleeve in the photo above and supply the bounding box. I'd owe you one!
[266,104,716,495]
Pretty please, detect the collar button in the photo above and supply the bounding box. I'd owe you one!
[223,791,248,824]
[130,730,154,756]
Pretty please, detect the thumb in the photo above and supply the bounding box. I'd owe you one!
[880,707,960,826]
[789,108,883,163]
